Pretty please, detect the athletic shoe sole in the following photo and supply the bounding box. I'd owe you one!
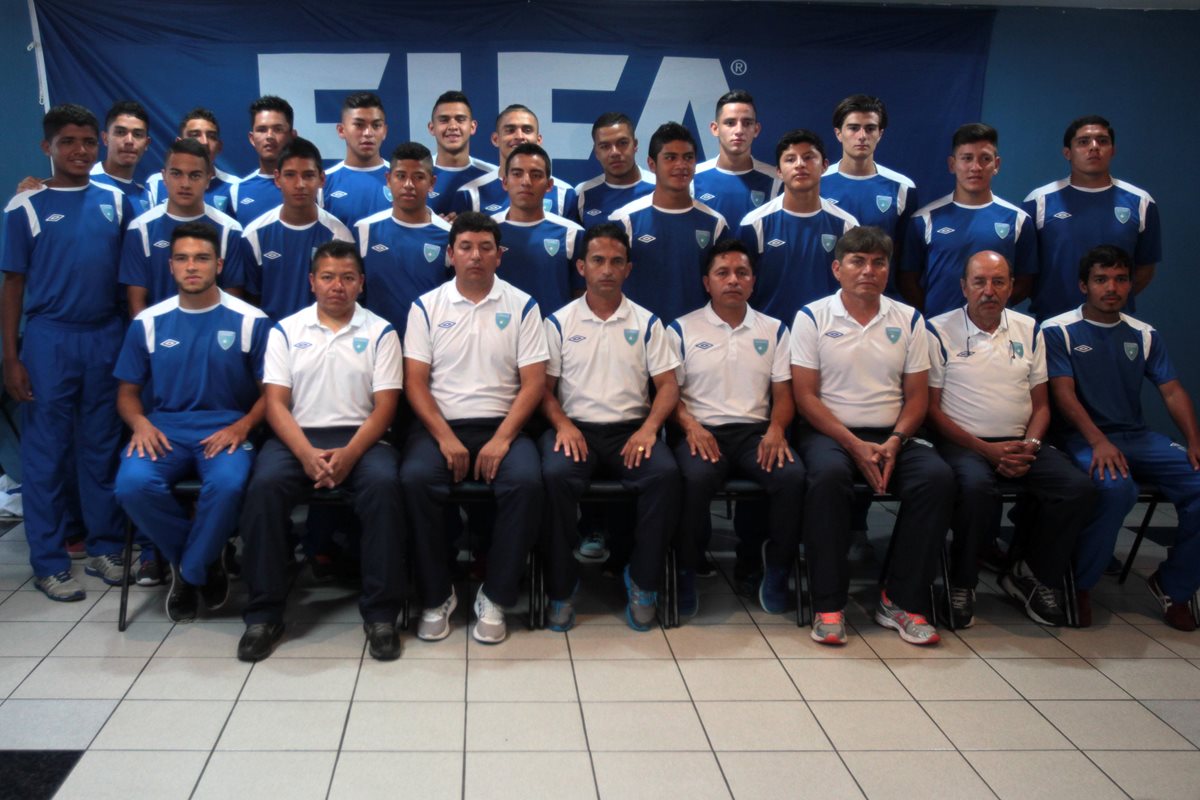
[874,611,941,645]
[417,592,457,642]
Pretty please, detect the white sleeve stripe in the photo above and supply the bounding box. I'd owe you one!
[142,317,155,354]
[241,312,255,354]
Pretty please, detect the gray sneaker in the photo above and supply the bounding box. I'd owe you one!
[34,571,85,602]
[811,611,847,645]
[875,590,940,645]
[473,586,507,644]
[417,587,457,641]
[84,553,128,586]
[623,566,657,632]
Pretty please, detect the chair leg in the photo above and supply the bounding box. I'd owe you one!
[1118,500,1158,585]
[659,550,678,629]
[939,538,955,632]
[796,550,813,628]
[1063,569,1080,628]
[118,521,135,632]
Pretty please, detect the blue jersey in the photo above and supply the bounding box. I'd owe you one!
[146,167,239,216]
[89,164,150,213]
[692,158,781,231]
[449,169,577,218]
[610,195,729,324]
[821,162,917,242]
[230,171,280,224]
[355,209,452,332]
[2,183,134,325]
[903,194,1037,318]
[322,161,391,228]
[119,205,246,305]
[429,158,494,216]
[240,207,354,321]
[1042,308,1176,435]
[573,174,655,230]
[1023,179,1162,321]
[736,197,859,323]
[493,211,583,316]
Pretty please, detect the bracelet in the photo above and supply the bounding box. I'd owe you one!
[1023,437,1042,452]
[888,430,911,446]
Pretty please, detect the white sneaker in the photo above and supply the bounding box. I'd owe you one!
[417,587,457,641]
[473,586,507,644]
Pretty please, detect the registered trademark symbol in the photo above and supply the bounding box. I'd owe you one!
[730,59,748,76]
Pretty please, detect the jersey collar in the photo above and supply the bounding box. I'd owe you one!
[703,302,755,331]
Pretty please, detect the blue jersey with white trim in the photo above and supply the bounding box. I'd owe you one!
[902,193,1037,318]
[322,161,391,228]
[448,169,577,218]
[821,162,916,241]
[355,209,451,332]
[692,158,781,229]
[736,196,859,323]
[494,211,583,317]
[2,183,134,324]
[119,205,246,305]
[573,174,655,230]
[429,158,494,216]
[1023,179,1162,320]
[239,207,353,321]
[1042,308,1176,435]
[230,171,280,225]
[89,163,150,213]
[146,167,238,216]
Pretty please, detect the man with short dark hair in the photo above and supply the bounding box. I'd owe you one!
[573,112,655,229]
[427,91,494,216]
[323,93,391,228]
[231,95,297,223]
[693,90,780,226]
[146,108,240,214]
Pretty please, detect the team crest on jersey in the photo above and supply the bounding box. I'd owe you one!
[695,230,711,248]
[885,327,901,344]
[353,337,368,353]
[543,239,560,257]
[100,204,114,222]
[329,190,348,199]
[623,329,638,345]
[383,187,393,202]
[821,234,836,253]
[750,191,765,207]
[495,312,511,330]
[1124,342,1139,360]
[1114,206,1131,224]
[1011,342,1024,358]
[214,197,228,211]
[753,338,768,355]
[876,195,893,213]
[543,198,553,212]
[423,243,440,263]
[153,240,170,249]
[994,222,1011,239]
[217,330,235,351]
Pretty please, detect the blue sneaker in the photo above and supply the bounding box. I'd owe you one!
[677,568,698,619]
[623,566,657,632]
[758,541,789,614]
[547,581,579,632]
[577,533,608,561]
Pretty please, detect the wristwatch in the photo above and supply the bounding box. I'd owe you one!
[1024,437,1043,452]
[888,430,911,446]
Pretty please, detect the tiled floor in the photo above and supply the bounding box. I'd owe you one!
[0,505,1198,799]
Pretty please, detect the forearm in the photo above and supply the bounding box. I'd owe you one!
[767,382,795,433]
[892,394,927,438]
[541,389,574,432]
[115,384,148,429]
[927,403,991,456]
[2,275,25,361]
[1133,264,1155,295]
[1024,404,1050,443]
[126,286,147,319]
[406,375,456,443]
[641,379,678,434]
[1163,384,1200,448]
[342,402,395,461]
[265,395,314,459]
[797,393,859,450]
[231,395,266,438]
[494,381,542,443]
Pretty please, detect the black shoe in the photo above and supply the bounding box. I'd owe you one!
[237,623,284,662]
[695,556,718,579]
[949,587,976,629]
[224,541,241,578]
[364,622,401,661]
[166,564,199,623]
[200,549,230,611]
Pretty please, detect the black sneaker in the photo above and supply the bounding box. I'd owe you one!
[364,622,402,661]
[200,549,230,611]
[949,587,976,629]
[695,556,718,580]
[166,564,199,623]
[1000,560,1066,626]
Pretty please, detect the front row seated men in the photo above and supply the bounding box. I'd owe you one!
[238,240,407,661]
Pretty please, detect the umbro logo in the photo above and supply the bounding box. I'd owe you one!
[567,335,586,343]
[428,191,440,198]
[696,341,714,350]
[153,240,170,249]
[956,350,972,358]
[1073,345,1093,353]
[767,239,785,248]
[637,234,656,243]
[1053,211,1072,220]
[294,342,313,349]
[45,213,65,222]
[240,198,254,205]
[484,204,502,212]
[699,193,716,201]
[264,251,282,260]
[371,244,389,253]
[587,209,601,217]
[936,227,955,235]
[159,339,180,348]
[824,331,845,339]
[329,190,348,199]
[437,321,456,329]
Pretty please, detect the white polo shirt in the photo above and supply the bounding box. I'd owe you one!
[404,277,548,420]
[545,295,678,424]
[667,303,790,427]
[791,292,929,429]
[264,303,403,429]
[927,306,1046,439]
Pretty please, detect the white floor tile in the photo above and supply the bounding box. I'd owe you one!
[239,656,360,701]
[0,656,40,697]
[341,700,464,751]
[922,699,1074,750]
[91,699,232,750]
[665,623,774,659]
[54,749,207,800]
[582,701,709,751]
[886,657,1021,700]
[718,752,864,800]
[678,658,800,701]
[466,701,586,751]
[592,751,730,800]
[574,659,688,702]
[808,700,952,751]
[965,750,1128,800]
[986,658,1129,700]
[0,590,98,622]
[464,751,596,800]
[782,657,909,701]
[0,698,117,749]
[0,621,72,656]
[192,751,336,800]
[1143,700,1200,747]
[271,622,368,658]
[696,700,831,750]
[1089,657,1200,700]
[216,700,349,750]
[1033,699,1195,750]
[329,752,462,799]
[567,624,673,659]
[50,620,171,657]
[466,658,578,702]
[355,658,465,701]
[155,621,244,658]
[127,656,250,700]
[842,750,995,799]
[11,656,148,699]
[467,628,570,660]
[1086,750,1200,800]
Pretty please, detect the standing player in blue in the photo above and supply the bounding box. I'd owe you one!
[323,93,391,229]
[493,143,582,315]
[1024,116,1161,321]
[240,138,353,322]
[693,90,780,228]
[426,91,494,217]
[610,122,729,325]
[114,222,269,620]
[2,105,135,600]
[146,108,240,214]
[573,112,655,230]
[737,129,859,323]
[356,142,451,333]
[231,96,296,225]
[1043,245,1200,631]
[900,124,1037,318]
[122,138,246,317]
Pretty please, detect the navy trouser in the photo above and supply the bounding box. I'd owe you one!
[540,421,679,598]
[938,439,1095,589]
[797,427,954,615]
[1066,430,1200,600]
[241,429,406,625]
[401,419,542,608]
[673,422,804,571]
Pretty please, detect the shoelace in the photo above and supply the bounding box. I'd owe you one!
[1032,582,1059,610]
[815,612,843,625]
[950,589,972,611]
[629,583,657,607]
[48,570,74,584]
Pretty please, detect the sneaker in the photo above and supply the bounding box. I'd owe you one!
[417,587,457,641]
[135,559,165,587]
[1000,560,1066,626]
[677,568,699,619]
[34,571,85,602]
[695,555,718,580]
[1075,589,1093,628]
[847,529,875,562]
[200,549,230,611]
[547,598,577,633]
[165,564,199,622]
[66,539,86,560]
[758,541,789,615]
[733,564,762,600]
[875,590,940,645]
[84,553,128,586]
[811,611,847,645]
[473,586,507,644]
[577,532,609,561]
[623,565,657,632]
[1148,571,1197,632]
[949,587,976,629]
[308,553,336,582]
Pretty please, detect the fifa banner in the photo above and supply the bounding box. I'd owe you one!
[34,0,993,193]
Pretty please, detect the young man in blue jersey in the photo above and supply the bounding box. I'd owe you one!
[427,91,494,217]
[114,222,269,620]
[2,104,135,600]
[693,90,780,228]
[146,108,239,214]
[573,112,655,229]
[1024,116,1161,321]
[900,124,1037,318]
[610,122,729,325]
[1043,245,1200,631]
[231,96,296,224]
[323,93,391,229]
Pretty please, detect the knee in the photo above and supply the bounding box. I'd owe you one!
[202,464,252,500]
[806,461,853,493]
[114,458,161,503]
[1092,474,1139,506]
[540,453,575,487]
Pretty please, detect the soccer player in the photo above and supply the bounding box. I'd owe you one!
[926,250,1094,628]
[737,129,859,323]
[610,122,728,325]
[114,222,269,620]
[540,223,681,632]
[1043,245,1200,631]
[493,142,582,315]
[146,107,240,214]
[237,240,406,661]
[400,212,548,645]
[1024,115,1161,321]
[668,239,804,618]
[356,142,451,333]
[573,112,655,229]
[2,105,135,600]
[792,226,953,645]
[900,124,1036,318]
[240,138,353,322]
[121,138,246,316]
[323,92,391,228]
[427,91,494,216]
[230,95,296,224]
[693,90,780,228]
